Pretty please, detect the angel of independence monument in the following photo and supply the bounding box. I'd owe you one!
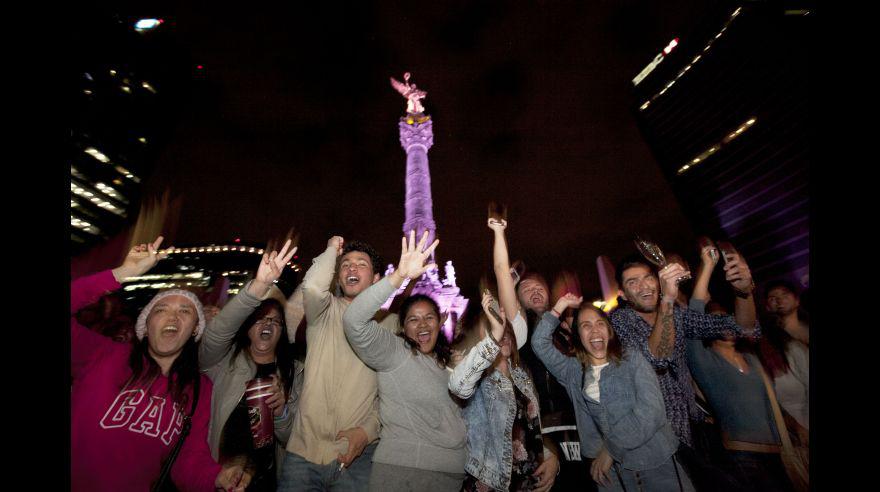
[383,73,468,340]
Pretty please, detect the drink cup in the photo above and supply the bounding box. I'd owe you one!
[245,378,275,449]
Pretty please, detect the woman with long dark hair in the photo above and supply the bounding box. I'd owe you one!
[449,291,557,491]
[758,281,809,434]
[343,231,467,492]
[531,293,695,491]
[199,239,303,491]
[71,237,249,491]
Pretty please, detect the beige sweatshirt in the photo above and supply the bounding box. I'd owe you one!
[287,245,397,464]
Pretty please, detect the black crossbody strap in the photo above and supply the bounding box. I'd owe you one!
[151,376,201,492]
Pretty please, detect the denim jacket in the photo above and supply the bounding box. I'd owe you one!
[530,312,679,471]
[449,335,541,490]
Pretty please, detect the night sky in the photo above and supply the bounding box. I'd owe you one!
[136,0,714,299]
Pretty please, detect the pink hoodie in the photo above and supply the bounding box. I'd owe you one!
[71,270,221,491]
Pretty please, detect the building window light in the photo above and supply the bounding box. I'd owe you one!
[134,18,164,32]
[678,117,757,175]
[84,147,110,163]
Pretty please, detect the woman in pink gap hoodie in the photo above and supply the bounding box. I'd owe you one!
[71,237,250,492]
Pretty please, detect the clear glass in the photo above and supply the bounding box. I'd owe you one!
[634,235,691,282]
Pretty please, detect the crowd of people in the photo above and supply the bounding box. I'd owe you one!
[71,216,809,491]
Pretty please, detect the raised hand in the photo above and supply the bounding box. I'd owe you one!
[481,290,506,343]
[699,240,720,270]
[328,236,344,257]
[393,230,439,282]
[552,292,583,317]
[658,263,689,302]
[723,252,754,295]
[487,218,508,233]
[249,239,297,298]
[112,236,172,282]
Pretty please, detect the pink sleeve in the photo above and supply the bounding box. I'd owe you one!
[71,270,125,380]
[172,375,222,492]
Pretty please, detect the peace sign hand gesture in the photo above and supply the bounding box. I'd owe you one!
[112,236,172,282]
[392,230,439,286]
[250,239,298,298]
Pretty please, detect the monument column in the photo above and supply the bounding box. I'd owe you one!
[399,118,437,253]
[387,72,468,341]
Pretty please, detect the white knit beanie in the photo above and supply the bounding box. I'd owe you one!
[135,289,207,342]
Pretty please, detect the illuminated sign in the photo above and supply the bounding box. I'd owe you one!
[632,38,679,86]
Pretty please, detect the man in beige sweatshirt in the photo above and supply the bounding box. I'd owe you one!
[279,236,397,491]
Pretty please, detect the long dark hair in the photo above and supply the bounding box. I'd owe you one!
[570,305,623,367]
[229,299,295,395]
[127,336,200,408]
[398,294,452,368]
[756,314,794,378]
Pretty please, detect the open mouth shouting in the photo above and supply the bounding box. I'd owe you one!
[586,335,608,361]
[345,274,360,286]
[417,330,432,345]
[259,326,274,340]
[160,325,180,337]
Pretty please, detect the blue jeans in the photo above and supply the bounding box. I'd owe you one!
[601,455,696,492]
[278,443,377,492]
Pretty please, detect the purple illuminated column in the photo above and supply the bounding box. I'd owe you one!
[399,118,437,255]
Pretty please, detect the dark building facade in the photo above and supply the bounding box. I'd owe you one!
[631,0,812,290]
[70,11,196,255]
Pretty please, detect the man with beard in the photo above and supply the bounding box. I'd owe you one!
[279,237,397,492]
[609,252,758,490]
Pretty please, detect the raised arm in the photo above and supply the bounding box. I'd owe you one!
[343,230,439,371]
[72,237,171,378]
[646,263,690,360]
[607,350,670,450]
[530,294,583,386]
[488,218,522,322]
[284,281,305,342]
[721,248,758,334]
[301,236,343,324]
[200,240,296,369]
[449,291,505,399]
[690,240,719,309]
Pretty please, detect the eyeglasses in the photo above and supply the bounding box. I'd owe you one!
[256,317,282,328]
